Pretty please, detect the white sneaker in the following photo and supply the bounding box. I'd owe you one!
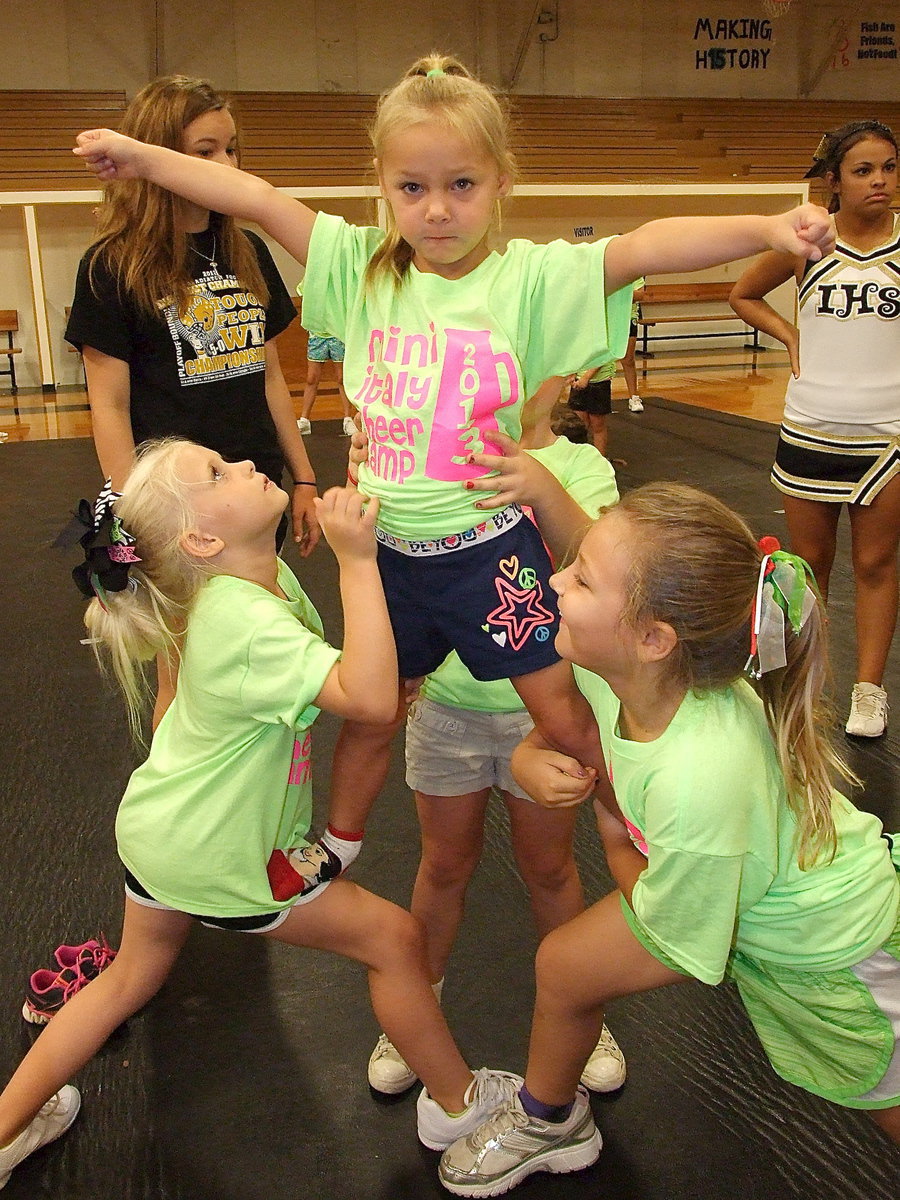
[342,416,358,436]
[0,1086,80,1189]
[439,1085,601,1196]
[627,395,643,412]
[297,417,312,435]
[579,1023,626,1092]
[846,683,888,737]
[367,1033,417,1094]
[417,1067,523,1151]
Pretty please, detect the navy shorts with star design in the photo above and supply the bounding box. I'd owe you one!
[375,505,561,682]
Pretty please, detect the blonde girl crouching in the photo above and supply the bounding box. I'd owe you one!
[0,438,519,1191]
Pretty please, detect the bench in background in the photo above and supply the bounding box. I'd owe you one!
[635,283,761,357]
[0,310,22,390]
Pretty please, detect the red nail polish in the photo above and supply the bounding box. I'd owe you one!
[465,480,474,490]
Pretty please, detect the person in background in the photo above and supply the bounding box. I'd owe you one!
[731,121,900,737]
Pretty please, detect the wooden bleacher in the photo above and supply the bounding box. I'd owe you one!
[1,90,899,191]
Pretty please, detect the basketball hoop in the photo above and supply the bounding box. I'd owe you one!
[763,0,793,17]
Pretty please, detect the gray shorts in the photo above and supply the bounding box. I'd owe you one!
[405,697,535,799]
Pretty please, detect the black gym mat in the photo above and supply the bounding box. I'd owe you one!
[0,409,897,1199]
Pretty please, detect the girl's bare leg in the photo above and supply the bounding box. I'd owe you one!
[782,494,841,603]
[621,335,638,399]
[870,1104,900,1146]
[327,686,408,832]
[524,891,687,1106]
[847,476,900,684]
[584,413,609,457]
[268,879,473,1112]
[411,788,491,982]
[506,792,583,936]
[0,900,191,1144]
[300,359,323,421]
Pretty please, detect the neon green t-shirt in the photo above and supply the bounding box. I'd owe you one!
[630,278,644,323]
[422,437,618,713]
[584,361,616,384]
[574,668,900,983]
[116,561,341,917]
[301,212,632,538]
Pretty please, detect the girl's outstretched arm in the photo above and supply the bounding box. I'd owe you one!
[312,489,398,724]
[603,204,834,295]
[74,129,317,265]
[730,250,803,377]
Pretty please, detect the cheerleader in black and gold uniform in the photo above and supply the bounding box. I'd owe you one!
[732,121,900,737]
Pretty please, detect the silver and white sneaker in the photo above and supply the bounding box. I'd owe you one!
[438,1085,601,1197]
[846,683,888,737]
[0,1086,81,1190]
[580,1023,626,1092]
[342,416,358,436]
[297,417,312,436]
[417,1068,523,1151]
[367,1033,417,1094]
[627,395,644,412]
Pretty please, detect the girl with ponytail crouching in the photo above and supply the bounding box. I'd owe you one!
[438,482,900,1196]
[0,439,519,1190]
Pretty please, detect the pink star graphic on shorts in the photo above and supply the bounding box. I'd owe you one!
[486,577,556,651]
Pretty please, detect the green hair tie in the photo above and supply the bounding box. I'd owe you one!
[426,68,445,77]
[746,540,819,679]
[768,550,818,633]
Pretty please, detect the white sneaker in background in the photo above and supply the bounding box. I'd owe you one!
[627,395,644,412]
[0,1086,80,1189]
[367,1033,417,1094]
[297,417,312,435]
[579,1023,626,1092]
[342,416,358,436]
[846,683,888,737]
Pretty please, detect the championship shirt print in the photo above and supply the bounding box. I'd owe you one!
[161,264,267,386]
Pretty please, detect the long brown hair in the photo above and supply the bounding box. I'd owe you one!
[804,120,898,214]
[616,482,856,869]
[366,53,517,289]
[88,75,269,317]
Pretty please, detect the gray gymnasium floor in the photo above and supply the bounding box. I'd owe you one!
[1,400,899,1199]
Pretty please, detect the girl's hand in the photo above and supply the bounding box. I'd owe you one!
[290,486,322,557]
[314,487,379,560]
[783,324,801,378]
[465,430,559,510]
[73,129,148,181]
[347,424,369,486]
[511,742,598,809]
[767,205,835,262]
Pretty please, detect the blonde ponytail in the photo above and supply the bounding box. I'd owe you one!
[82,439,212,739]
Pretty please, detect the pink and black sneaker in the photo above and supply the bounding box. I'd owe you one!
[22,936,117,1024]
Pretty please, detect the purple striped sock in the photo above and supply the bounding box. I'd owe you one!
[518,1084,574,1124]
